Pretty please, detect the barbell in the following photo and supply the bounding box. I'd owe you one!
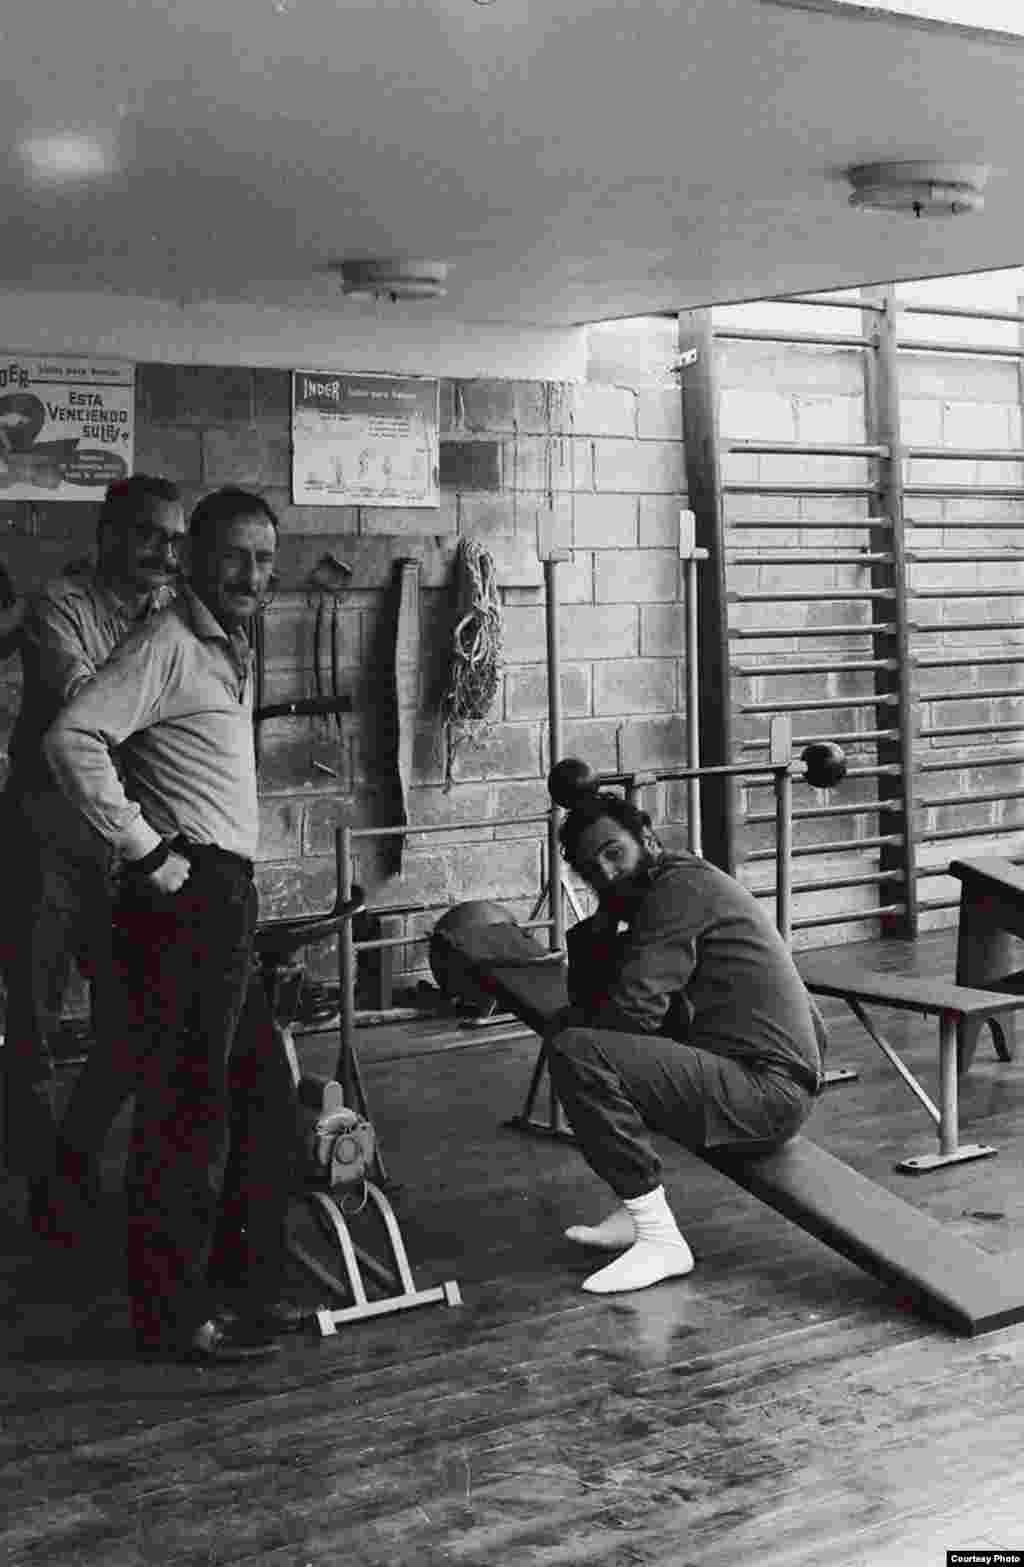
[548,740,847,811]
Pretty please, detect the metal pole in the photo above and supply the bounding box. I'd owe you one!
[336,825,357,1105]
[769,716,793,942]
[680,510,706,857]
[545,551,571,954]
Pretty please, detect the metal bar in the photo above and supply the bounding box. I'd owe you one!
[920,788,1024,809]
[545,553,566,955]
[738,695,899,713]
[791,904,904,930]
[679,307,735,873]
[729,589,894,602]
[746,834,902,862]
[900,301,1024,325]
[771,717,793,941]
[898,338,1024,359]
[724,440,888,458]
[741,728,899,749]
[912,586,1024,599]
[919,820,1024,844]
[922,685,1024,703]
[916,654,1024,669]
[768,292,886,312]
[336,828,357,1109]
[746,801,900,823]
[731,624,895,641]
[848,999,941,1127]
[682,514,703,857]
[725,518,885,530]
[918,721,1024,739]
[732,658,896,677]
[904,485,1024,498]
[755,868,902,895]
[724,482,881,497]
[904,448,1024,463]
[906,517,1024,529]
[907,551,1024,563]
[727,553,893,566]
[715,327,869,348]
[912,620,1024,635]
[918,752,1024,773]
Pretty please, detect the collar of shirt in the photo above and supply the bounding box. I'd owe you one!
[180,583,253,688]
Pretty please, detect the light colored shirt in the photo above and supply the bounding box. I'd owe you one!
[43,585,258,863]
[7,559,174,792]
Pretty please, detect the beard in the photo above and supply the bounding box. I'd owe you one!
[601,846,659,920]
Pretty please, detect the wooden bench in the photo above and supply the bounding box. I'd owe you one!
[796,958,1024,1172]
[433,921,1024,1335]
[949,856,1024,1070]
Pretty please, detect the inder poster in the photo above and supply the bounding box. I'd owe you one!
[291,371,439,508]
[0,355,135,501]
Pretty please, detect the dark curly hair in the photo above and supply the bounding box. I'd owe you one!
[189,487,279,548]
[558,790,655,871]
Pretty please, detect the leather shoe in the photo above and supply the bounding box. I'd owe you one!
[188,1315,282,1362]
[219,1296,308,1335]
[137,1312,282,1362]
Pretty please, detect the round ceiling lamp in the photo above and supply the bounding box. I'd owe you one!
[846,161,991,218]
[333,259,449,301]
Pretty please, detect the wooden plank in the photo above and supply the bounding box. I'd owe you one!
[795,957,1024,1019]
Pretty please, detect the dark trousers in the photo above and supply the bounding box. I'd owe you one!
[114,849,298,1345]
[546,1025,814,1201]
[0,787,130,1177]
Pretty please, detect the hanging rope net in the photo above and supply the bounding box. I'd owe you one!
[440,536,503,787]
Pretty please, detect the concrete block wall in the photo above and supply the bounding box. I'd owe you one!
[0,340,691,995]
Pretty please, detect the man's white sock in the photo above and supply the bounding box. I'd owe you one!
[581,1186,694,1294]
[565,1206,636,1251]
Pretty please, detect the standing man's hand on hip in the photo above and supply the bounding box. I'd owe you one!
[148,851,191,895]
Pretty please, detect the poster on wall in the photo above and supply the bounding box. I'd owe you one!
[0,354,135,501]
[291,371,439,507]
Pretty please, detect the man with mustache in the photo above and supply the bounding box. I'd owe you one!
[547,787,828,1296]
[45,487,299,1362]
[1,475,184,1238]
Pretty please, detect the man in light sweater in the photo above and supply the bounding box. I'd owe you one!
[45,487,300,1362]
[547,785,827,1296]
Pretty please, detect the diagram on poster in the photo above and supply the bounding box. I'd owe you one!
[0,355,134,501]
[292,372,439,507]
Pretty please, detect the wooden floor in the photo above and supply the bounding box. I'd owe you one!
[4,926,1024,1566]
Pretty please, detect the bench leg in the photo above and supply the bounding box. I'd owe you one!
[897,1012,998,1175]
[956,899,1020,1066]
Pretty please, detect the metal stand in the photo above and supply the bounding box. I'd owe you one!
[288,1184,461,1337]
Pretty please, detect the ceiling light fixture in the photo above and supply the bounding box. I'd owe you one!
[19,131,114,182]
[846,161,991,218]
[333,259,449,302]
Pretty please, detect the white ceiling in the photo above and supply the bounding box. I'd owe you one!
[1,0,1023,328]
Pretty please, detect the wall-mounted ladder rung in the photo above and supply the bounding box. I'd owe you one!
[732,658,897,677]
[724,440,888,458]
[738,695,899,714]
[730,624,897,641]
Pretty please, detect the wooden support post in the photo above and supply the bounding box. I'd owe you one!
[678,309,736,874]
[863,285,919,937]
